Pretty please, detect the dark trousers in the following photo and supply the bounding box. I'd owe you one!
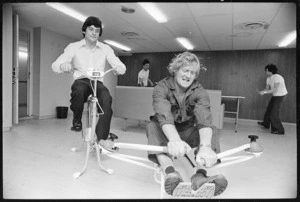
[70,78,112,141]
[146,120,220,165]
[263,95,286,133]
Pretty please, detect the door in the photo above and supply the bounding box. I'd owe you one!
[18,29,30,118]
[12,14,19,124]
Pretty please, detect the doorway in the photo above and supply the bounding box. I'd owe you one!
[18,29,30,118]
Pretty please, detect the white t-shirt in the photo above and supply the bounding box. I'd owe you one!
[266,74,288,96]
[138,69,149,86]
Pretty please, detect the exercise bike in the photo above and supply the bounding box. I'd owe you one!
[71,67,115,177]
[70,68,264,198]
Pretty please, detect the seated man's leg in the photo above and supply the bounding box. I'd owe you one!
[146,121,183,195]
[95,81,113,141]
[70,78,92,131]
[184,126,227,196]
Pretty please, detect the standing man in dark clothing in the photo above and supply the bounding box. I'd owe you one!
[257,64,287,135]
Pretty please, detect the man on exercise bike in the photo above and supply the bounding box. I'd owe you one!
[51,16,126,142]
[146,52,228,196]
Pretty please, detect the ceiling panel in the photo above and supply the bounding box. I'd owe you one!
[130,38,170,53]
[11,2,297,56]
[205,36,233,51]
[187,3,233,17]
[194,15,233,37]
[259,32,296,49]
[266,5,296,33]
[233,34,264,50]
[133,21,174,39]
[155,3,193,20]
[164,18,204,38]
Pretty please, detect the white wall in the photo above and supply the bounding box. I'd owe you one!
[38,28,75,118]
[2,4,13,131]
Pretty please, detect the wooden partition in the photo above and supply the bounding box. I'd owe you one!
[118,49,296,123]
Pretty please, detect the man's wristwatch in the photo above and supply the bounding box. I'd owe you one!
[200,143,211,148]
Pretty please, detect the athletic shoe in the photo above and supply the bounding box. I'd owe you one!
[71,119,82,132]
[191,169,228,196]
[164,171,183,195]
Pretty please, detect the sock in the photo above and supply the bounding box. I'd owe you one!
[165,166,175,175]
[196,169,207,177]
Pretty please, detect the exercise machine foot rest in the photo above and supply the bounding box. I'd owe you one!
[172,182,215,198]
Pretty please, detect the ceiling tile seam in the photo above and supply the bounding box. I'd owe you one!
[255,3,282,49]
[186,3,211,51]
[104,3,173,53]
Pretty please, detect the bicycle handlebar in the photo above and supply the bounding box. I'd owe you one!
[73,67,114,80]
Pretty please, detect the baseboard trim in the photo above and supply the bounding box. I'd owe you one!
[19,116,34,121]
[224,117,296,126]
[2,127,12,132]
[33,111,88,120]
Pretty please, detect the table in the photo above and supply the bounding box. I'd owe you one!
[221,96,245,133]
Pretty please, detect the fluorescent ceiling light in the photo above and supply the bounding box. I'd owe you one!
[104,40,131,51]
[278,31,296,47]
[46,3,87,22]
[176,37,194,50]
[138,3,167,23]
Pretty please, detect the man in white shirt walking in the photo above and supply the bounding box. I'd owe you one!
[52,16,126,141]
[257,64,288,135]
[137,59,154,87]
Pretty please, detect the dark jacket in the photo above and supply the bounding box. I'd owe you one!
[152,76,214,131]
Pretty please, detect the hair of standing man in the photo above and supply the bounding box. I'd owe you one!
[265,63,278,74]
[143,59,150,65]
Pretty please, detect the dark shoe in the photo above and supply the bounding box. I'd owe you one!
[191,169,228,196]
[257,121,269,129]
[107,133,119,141]
[71,120,82,132]
[164,171,183,195]
[271,130,284,135]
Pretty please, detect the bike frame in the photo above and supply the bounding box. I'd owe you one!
[71,68,114,179]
